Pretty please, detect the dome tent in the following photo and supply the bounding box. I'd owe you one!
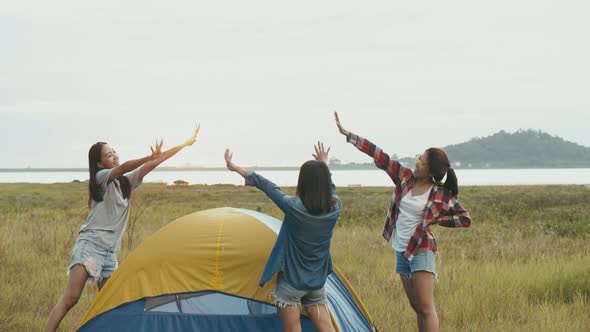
[77,207,378,331]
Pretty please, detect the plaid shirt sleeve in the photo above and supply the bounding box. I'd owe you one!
[347,133,413,186]
[436,195,472,228]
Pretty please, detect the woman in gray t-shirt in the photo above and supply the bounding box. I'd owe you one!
[45,125,200,332]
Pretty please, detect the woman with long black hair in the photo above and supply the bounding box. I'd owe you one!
[335,112,471,332]
[45,125,199,332]
[225,142,339,332]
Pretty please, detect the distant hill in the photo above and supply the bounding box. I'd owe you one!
[329,129,590,169]
[443,130,590,168]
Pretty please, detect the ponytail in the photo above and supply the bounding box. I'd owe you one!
[444,167,459,196]
[427,147,459,196]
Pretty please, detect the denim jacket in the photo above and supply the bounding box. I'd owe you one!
[244,171,342,291]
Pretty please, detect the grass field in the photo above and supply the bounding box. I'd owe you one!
[1,183,589,331]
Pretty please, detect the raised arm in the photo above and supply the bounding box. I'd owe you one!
[136,124,200,182]
[108,154,153,181]
[225,149,288,211]
[334,111,412,186]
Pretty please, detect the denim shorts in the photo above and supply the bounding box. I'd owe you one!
[68,239,118,283]
[271,277,328,308]
[395,250,437,277]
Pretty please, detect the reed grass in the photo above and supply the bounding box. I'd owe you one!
[1,183,588,331]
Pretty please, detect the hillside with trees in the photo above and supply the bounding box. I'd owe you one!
[331,130,590,169]
[444,130,590,168]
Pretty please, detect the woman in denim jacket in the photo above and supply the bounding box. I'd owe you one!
[225,142,340,332]
[335,112,471,332]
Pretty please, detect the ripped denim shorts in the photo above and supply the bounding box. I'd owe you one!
[68,239,118,283]
[271,277,328,308]
[395,250,437,278]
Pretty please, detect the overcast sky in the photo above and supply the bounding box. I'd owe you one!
[1,0,589,168]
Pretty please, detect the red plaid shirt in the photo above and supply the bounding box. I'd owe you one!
[347,133,472,261]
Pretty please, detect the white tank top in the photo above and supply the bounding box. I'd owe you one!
[393,187,431,252]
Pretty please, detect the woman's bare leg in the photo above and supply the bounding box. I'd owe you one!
[413,271,439,332]
[400,274,424,331]
[279,305,302,332]
[45,264,89,332]
[305,304,335,332]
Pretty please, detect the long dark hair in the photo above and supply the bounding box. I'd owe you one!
[296,160,334,215]
[88,142,131,202]
[426,148,459,196]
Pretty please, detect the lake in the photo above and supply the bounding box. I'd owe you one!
[1,168,589,186]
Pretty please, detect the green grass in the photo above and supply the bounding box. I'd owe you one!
[0,183,589,331]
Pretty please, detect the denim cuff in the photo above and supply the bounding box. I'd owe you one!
[243,170,256,186]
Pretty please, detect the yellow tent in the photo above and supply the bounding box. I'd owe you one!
[78,207,378,331]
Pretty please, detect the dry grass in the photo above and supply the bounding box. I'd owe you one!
[1,183,589,331]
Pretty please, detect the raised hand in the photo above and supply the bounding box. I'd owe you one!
[313,141,330,164]
[224,149,235,171]
[150,138,163,159]
[224,148,247,176]
[334,111,350,137]
[184,124,200,147]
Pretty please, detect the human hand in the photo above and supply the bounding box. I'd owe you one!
[313,141,330,164]
[150,139,163,159]
[224,149,236,171]
[334,111,350,137]
[184,124,200,147]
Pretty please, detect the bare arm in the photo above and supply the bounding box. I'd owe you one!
[137,124,200,182]
[108,155,153,180]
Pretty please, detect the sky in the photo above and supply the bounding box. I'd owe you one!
[1,0,589,168]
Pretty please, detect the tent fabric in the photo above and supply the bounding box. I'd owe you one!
[78,296,318,331]
[77,207,377,331]
[144,291,278,315]
[326,270,373,330]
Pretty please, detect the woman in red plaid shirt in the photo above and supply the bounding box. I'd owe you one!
[334,112,471,332]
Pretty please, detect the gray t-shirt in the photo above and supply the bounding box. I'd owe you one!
[77,167,142,251]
